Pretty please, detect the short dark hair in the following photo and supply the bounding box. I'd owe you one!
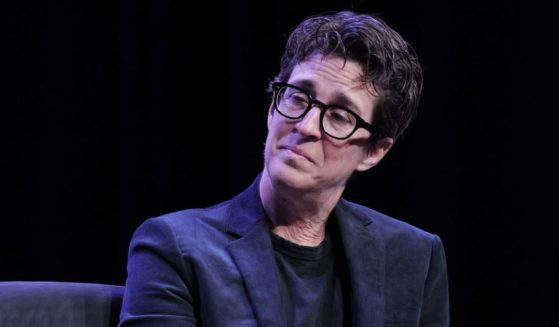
[271,11,423,141]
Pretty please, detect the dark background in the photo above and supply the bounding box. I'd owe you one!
[2,0,557,326]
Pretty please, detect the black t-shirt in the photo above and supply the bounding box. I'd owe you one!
[271,224,349,326]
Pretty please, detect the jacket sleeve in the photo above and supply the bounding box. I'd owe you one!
[119,218,197,327]
[420,234,450,327]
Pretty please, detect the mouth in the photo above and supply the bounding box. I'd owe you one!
[280,145,315,163]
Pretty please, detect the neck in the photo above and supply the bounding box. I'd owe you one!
[259,170,344,247]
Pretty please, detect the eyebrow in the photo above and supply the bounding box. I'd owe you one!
[289,79,363,115]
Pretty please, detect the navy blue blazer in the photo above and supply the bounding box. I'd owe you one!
[119,176,449,327]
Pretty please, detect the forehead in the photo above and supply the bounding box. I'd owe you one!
[287,54,378,119]
[289,54,365,87]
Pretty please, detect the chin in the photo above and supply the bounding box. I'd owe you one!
[266,160,317,192]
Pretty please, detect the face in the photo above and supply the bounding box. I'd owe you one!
[263,54,393,194]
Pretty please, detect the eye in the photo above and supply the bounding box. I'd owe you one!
[283,88,309,109]
[325,108,354,125]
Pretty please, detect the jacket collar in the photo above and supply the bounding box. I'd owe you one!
[225,173,266,236]
[334,200,386,326]
[226,174,286,327]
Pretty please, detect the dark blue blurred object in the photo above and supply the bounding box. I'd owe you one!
[0,281,124,327]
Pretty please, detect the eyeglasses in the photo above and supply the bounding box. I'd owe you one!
[272,83,379,140]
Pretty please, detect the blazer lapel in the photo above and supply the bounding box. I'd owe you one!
[226,176,284,327]
[334,200,386,327]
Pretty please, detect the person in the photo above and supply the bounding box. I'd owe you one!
[119,10,449,327]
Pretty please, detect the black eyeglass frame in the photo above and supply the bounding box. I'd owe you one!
[271,82,380,140]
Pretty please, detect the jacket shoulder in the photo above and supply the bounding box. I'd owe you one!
[156,199,232,228]
[339,199,439,245]
[131,199,235,252]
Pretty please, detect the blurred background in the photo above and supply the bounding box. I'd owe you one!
[2,0,557,326]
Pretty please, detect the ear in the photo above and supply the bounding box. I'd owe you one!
[356,137,394,172]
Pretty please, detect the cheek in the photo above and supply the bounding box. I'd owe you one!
[268,118,292,140]
[323,139,350,156]
[264,122,284,155]
[263,132,275,157]
[323,143,363,167]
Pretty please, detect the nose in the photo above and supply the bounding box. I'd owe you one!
[295,105,322,138]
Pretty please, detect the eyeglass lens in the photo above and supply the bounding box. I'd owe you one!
[275,85,358,139]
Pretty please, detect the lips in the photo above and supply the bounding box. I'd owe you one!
[280,145,315,163]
